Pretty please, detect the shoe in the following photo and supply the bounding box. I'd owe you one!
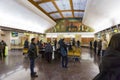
[64,66,68,68]
[31,74,38,78]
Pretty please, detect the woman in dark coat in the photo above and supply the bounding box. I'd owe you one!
[93,33,120,80]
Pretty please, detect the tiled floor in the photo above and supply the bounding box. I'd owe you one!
[0,48,100,80]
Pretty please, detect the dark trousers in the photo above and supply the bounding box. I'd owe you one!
[61,56,68,68]
[0,49,5,57]
[98,49,101,56]
[3,48,5,57]
[46,52,52,63]
[94,47,97,53]
[30,58,35,75]
[102,50,105,56]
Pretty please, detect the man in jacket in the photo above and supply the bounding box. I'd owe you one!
[58,39,68,68]
[28,38,38,78]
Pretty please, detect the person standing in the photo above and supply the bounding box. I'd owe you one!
[54,39,57,50]
[23,38,29,55]
[97,40,102,56]
[1,40,7,57]
[93,33,120,80]
[28,38,38,78]
[24,38,29,49]
[45,42,53,63]
[90,40,93,49]
[93,40,97,54]
[59,39,68,68]
[77,40,80,47]
[101,39,108,56]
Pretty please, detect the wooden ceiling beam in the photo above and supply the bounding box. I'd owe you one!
[70,0,74,17]
[49,10,84,14]
[28,0,55,21]
[36,0,51,4]
[51,0,64,18]
[55,17,82,21]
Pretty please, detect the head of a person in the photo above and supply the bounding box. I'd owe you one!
[26,38,28,41]
[31,38,37,44]
[1,40,4,42]
[108,33,120,51]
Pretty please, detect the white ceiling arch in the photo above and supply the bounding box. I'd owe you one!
[0,0,56,33]
[83,0,120,33]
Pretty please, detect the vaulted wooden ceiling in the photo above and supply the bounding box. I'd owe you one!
[28,0,87,21]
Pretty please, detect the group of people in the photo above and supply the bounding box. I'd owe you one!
[25,33,120,80]
[0,40,7,58]
[90,38,108,56]
[26,38,80,78]
[24,38,66,78]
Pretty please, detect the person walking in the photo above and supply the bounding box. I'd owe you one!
[93,33,120,80]
[28,38,38,78]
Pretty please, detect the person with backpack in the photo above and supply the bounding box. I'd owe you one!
[58,38,68,68]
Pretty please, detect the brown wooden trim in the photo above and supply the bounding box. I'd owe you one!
[51,0,64,18]
[49,10,84,14]
[36,0,51,4]
[70,0,74,17]
[28,0,55,21]
[55,17,82,21]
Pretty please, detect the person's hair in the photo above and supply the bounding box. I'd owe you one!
[108,33,120,51]
[31,38,35,42]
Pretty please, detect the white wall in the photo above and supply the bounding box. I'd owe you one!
[46,32,94,39]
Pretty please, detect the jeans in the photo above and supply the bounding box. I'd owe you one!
[61,56,68,68]
[30,58,35,75]
[102,50,105,56]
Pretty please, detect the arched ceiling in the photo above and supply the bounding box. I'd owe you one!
[0,0,56,33]
[1,0,120,33]
[29,0,87,20]
[83,0,120,33]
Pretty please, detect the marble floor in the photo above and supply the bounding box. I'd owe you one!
[0,48,101,80]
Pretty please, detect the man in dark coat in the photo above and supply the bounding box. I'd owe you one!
[93,33,120,80]
[28,38,38,78]
[24,38,29,48]
[58,39,68,68]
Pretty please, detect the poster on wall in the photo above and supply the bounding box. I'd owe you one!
[11,32,18,37]
[45,18,94,33]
